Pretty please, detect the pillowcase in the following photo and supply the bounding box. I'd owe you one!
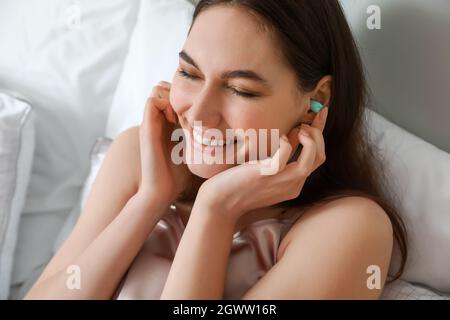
[365,108,450,294]
[0,0,139,217]
[53,137,112,253]
[0,0,139,295]
[105,0,195,138]
[381,279,450,300]
[0,92,35,299]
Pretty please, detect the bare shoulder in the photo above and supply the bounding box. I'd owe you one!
[101,126,141,189]
[77,125,142,220]
[109,125,140,163]
[277,196,393,262]
[243,196,394,299]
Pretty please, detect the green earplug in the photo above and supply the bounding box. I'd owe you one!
[310,100,324,113]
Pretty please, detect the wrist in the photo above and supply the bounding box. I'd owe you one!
[136,183,176,204]
[133,189,171,212]
[191,198,238,234]
[194,184,243,225]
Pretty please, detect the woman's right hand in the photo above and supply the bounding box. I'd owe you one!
[137,81,193,207]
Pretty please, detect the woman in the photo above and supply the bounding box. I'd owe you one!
[26,0,407,300]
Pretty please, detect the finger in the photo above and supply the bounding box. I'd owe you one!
[286,126,308,163]
[150,82,178,124]
[147,96,177,125]
[311,106,328,132]
[259,135,292,175]
[285,129,317,178]
[286,126,301,154]
[299,124,326,166]
[274,135,294,171]
[151,85,170,99]
[157,81,172,89]
[151,86,177,124]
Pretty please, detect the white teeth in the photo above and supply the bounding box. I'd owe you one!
[192,128,235,147]
[204,136,215,146]
[192,130,204,145]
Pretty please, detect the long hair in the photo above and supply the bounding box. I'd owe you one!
[188,0,408,283]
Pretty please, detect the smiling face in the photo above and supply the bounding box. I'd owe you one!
[170,5,310,178]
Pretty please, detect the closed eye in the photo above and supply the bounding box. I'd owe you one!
[178,69,259,99]
[228,86,258,98]
[178,69,200,80]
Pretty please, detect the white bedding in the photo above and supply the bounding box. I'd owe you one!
[381,279,450,300]
[0,0,139,298]
[9,210,68,299]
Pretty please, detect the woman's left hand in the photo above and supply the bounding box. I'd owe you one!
[196,106,329,223]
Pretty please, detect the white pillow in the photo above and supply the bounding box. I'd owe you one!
[0,0,139,217]
[0,92,35,299]
[381,279,450,300]
[53,137,112,253]
[105,0,195,138]
[365,109,450,294]
[0,0,139,295]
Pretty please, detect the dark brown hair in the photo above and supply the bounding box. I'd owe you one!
[189,0,407,283]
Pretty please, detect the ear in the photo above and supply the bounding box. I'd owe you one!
[311,75,332,109]
[299,75,332,124]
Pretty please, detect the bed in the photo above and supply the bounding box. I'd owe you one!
[0,0,449,300]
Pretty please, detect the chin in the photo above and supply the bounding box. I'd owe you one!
[187,162,235,179]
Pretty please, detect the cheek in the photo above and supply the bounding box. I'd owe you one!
[233,104,285,131]
[242,100,297,157]
[267,98,300,133]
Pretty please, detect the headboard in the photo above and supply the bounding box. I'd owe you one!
[341,0,450,153]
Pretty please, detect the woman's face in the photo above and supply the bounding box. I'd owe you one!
[170,5,309,178]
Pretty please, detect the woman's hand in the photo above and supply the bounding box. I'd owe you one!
[137,81,193,207]
[195,106,329,223]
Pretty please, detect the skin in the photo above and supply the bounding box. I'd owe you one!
[25,5,393,300]
[170,5,326,178]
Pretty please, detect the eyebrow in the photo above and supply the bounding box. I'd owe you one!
[179,50,269,86]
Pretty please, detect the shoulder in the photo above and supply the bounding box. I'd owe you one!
[98,126,141,192]
[243,196,394,299]
[111,125,140,154]
[277,196,393,262]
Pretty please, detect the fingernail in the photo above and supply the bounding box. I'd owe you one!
[322,107,329,119]
[300,130,309,137]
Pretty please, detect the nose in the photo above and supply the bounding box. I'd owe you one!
[184,83,221,129]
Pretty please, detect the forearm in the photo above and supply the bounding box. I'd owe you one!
[160,201,237,300]
[25,193,169,300]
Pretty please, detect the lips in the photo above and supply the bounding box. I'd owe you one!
[189,125,237,148]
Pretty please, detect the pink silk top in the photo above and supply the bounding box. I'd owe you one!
[113,203,304,300]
